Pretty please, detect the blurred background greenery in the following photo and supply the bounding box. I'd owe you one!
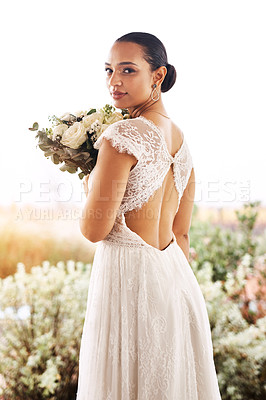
[1,202,265,279]
[0,201,265,399]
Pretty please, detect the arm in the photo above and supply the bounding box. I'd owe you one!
[172,167,195,262]
[80,137,137,242]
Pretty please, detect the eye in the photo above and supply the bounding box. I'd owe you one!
[105,68,113,75]
[123,68,135,74]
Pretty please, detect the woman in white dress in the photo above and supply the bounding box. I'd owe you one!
[76,32,222,400]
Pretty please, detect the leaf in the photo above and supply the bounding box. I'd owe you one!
[44,150,54,157]
[65,165,77,174]
[51,154,61,165]
[78,172,85,180]
[28,122,39,131]
[87,109,96,115]
[59,164,68,172]
[59,163,77,173]
[38,144,51,151]
[121,108,130,117]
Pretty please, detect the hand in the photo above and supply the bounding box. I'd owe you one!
[83,174,90,197]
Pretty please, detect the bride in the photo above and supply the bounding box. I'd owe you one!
[76,32,222,399]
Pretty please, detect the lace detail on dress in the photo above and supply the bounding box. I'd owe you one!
[93,118,143,161]
[76,232,222,399]
[172,140,194,210]
[100,213,176,253]
[93,116,193,217]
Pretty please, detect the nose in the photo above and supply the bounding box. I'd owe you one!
[108,70,122,88]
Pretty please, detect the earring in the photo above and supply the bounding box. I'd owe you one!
[151,83,160,101]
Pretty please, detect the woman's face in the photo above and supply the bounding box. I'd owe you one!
[105,41,155,110]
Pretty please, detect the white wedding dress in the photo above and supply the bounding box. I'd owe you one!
[76,116,222,400]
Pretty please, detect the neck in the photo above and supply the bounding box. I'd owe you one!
[127,97,167,118]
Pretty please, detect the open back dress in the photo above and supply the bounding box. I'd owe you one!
[76,116,222,400]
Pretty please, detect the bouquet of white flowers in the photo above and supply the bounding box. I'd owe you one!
[29,104,129,179]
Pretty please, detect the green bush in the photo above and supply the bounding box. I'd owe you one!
[190,201,262,281]
[1,256,265,399]
[190,255,266,400]
[0,260,92,400]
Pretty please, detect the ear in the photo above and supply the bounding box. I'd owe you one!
[153,66,167,89]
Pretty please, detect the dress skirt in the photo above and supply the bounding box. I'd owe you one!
[76,214,222,400]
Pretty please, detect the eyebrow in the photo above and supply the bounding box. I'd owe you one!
[105,62,138,66]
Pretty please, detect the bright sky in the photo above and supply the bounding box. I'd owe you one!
[1,0,265,210]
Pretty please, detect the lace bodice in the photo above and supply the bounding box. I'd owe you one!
[93,116,193,217]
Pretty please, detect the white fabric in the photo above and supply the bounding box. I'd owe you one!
[93,116,193,215]
[76,117,222,399]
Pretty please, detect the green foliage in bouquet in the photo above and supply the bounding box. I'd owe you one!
[29,105,130,180]
[0,260,92,400]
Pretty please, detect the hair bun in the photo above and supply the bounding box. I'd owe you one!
[161,63,176,93]
[115,32,176,93]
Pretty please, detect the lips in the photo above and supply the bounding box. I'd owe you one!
[111,91,127,100]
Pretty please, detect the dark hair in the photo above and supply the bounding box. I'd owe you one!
[115,32,176,93]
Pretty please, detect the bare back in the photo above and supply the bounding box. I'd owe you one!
[125,117,191,250]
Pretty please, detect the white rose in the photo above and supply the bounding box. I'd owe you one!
[59,112,76,122]
[61,121,87,149]
[88,121,101,134]
[52,124,68,141]
[104,111,124,124]
[74,110,87,118]
[83,111,104,128]
[90,124,109,144]
[100,124,109,134]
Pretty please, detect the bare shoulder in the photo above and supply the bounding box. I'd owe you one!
[171,120,183,136]
[139,112,184,141]
[170,120,184,146]
[109,117,146,135]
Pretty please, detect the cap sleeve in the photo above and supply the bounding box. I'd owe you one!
[93,119,143,160]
